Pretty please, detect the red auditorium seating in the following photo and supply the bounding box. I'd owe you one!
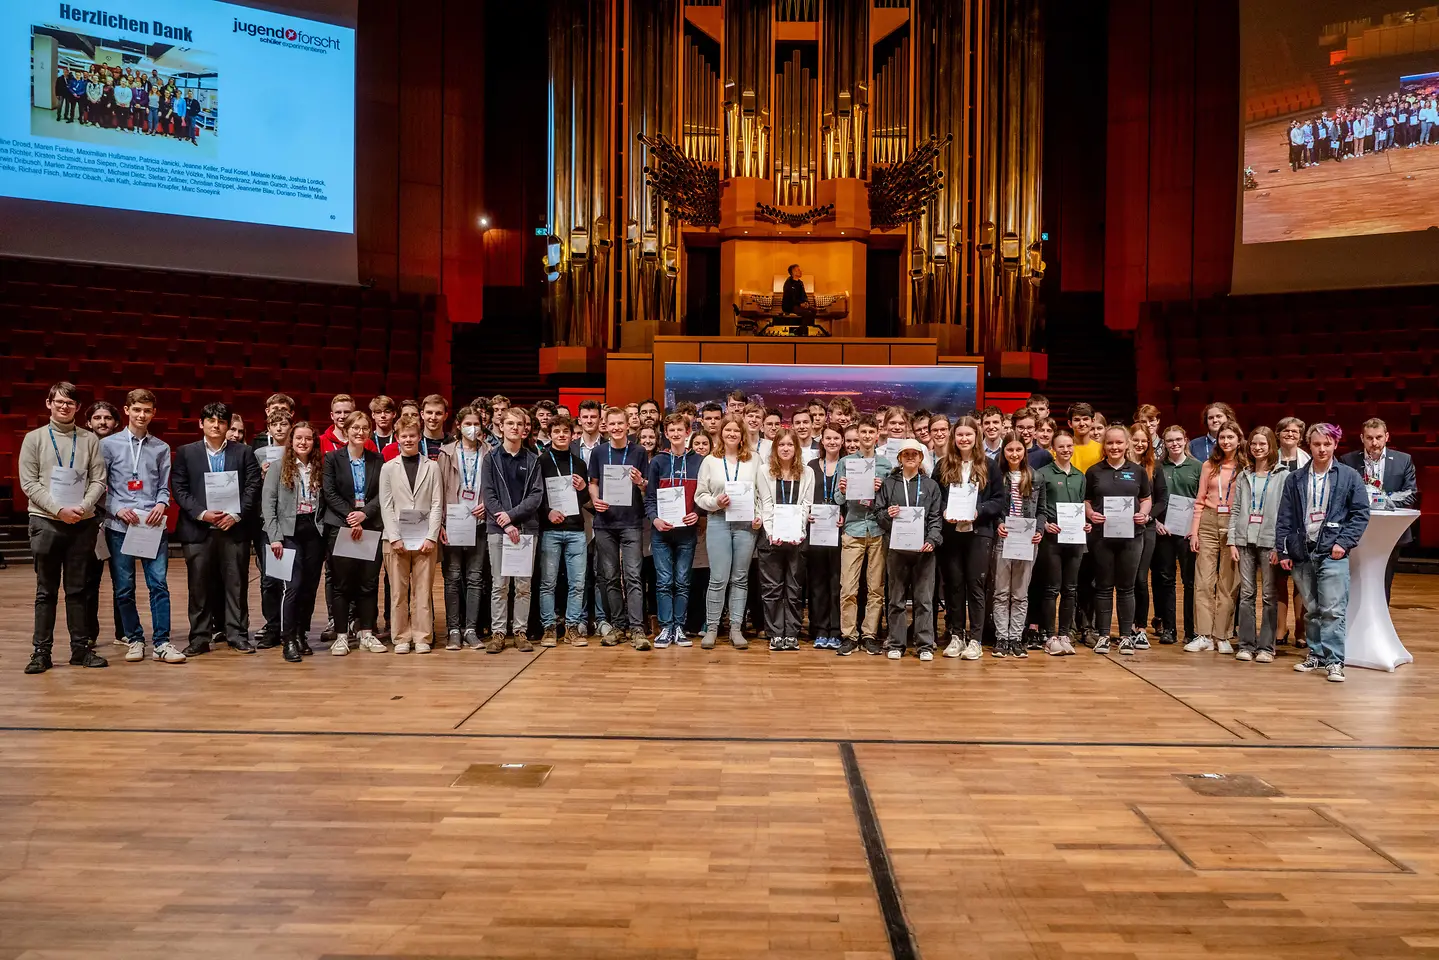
[1146,287,1439,547]
[0,256,447,520]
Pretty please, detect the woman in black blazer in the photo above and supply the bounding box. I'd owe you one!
[322,411,386,656]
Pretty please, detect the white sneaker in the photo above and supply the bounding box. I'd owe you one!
[943,636,962,658]
[1255,650,1274,663]
[331,634,350,656]
[125,640,145,662]
[1326,663,1346,682]
[918,649,934,662]
[359,632,387,653]
[393,641,411,655]
[1183,636,1214,652]
[961,638,982,660]
[414,641,431,654]
[1217,639,1234,655]
[1234,649,1253,662]
[886,649,902,660]
[152,644,186,664]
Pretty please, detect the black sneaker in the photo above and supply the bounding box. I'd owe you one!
[1022,625,1041,649]
[838,638,857,656]
[68,646,108,668]
[861,636,882,656]
[24,652,52,675]
[1158,629,1177,645]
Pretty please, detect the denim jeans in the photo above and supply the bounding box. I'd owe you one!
[539,530,588,628]
[705,521,757,631]
[106,527,171,646]
[442,544,485,632]
[1291,555,1349,666]
[651,529,696,631]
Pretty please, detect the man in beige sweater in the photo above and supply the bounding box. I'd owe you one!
[17,382,109,674]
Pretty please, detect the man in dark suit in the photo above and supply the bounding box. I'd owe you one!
[1341,417,1418,602]
[172,401,263,655]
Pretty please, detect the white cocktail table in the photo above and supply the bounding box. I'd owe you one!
[1345,508,1419,672]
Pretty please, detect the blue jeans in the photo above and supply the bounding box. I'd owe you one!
[1291,555,1349,666]
[652,530,696,630]
[539,530,587,628]
[705,521,757,631]
[106,526,171,646]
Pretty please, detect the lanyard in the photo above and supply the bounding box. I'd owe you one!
[901,474,918,507]
[1310,468,1331,515]
[548,449,574,477]
[723,455,738,482]
[128,433,145,479]
[48,428,76,468]
[670,451,688,483]
[822,460,837,502]
[780,478,795,505]
[421,436,435,458]
[1249,471,1272,515]
[1217,463,1235,506]
[460,447,481,491]
[608,443,628,467]
[297,465,313,502]
[372,431,390,452]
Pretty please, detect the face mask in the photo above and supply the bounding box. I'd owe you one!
[462,425,480,441]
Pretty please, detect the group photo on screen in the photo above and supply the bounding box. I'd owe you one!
[663,363,980,421]
[1241,2,1439,244]
[30,24,218,159]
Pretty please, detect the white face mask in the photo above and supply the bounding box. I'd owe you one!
[461,425,480,441]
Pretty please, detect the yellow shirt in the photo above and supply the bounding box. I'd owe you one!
[1071,439,1103,474]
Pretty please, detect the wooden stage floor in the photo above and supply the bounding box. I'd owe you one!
[3,560,1439,958]
[1242,118,1439,243]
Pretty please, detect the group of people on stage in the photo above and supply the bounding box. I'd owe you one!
[51,64,205,143]
[18,382,1417,683]
[1286,90,1439,172]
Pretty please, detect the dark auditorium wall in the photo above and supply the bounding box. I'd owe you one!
[356,0,485,326]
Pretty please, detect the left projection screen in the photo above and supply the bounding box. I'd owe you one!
[0,0,356,284]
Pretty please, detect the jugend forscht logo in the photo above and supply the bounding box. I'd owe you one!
[233,17,342,52]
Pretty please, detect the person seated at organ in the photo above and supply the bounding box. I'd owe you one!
[781,264,813,318]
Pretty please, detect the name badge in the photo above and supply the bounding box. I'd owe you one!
[1248,512,1264,524]
[1309,510,1326,523]
[127,478,144,491]
[297,501,314,514]
[1216,505,1230,514]
[354,497,366,507]
[461,489,476,500]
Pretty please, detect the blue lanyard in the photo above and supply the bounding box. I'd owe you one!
[670,452,687,483]
[48,428,76,468]
[349,457,366,496]
[780,478,795,505]
[547,449,575,477]
[822,461,837,503]
[723,456,738,482]
[460,448,480,491]
[1310,469,1331,515]
[608,443,628,467]
[1217,464,1234,506]
[1249,472,1272,515]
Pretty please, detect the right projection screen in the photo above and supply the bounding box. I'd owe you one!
[1233,0,1439,293]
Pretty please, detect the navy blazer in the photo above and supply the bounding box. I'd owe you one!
[321,447,385,532]
[1339,448,1418,545]
[1275,461,1370,563]
[171,439,263,544]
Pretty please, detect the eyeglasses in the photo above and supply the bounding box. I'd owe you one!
[49,398,78,408]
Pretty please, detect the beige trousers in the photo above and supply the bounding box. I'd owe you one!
[386,546,435,643]
[1193,508,1238,639]
[840,533,886,640]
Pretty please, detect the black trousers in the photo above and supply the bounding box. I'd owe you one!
[280,523,326,641]
[252,527,283,639]
[29,515,99,650]
[806,545,840,635]
[1038,537,1085,636]
[758,542,806,639]
[884,550,937,651]
[1091,535,1143,638]
[183,534,249,644]
[327,529,380,632]
[1152,532,1195,638]
[442,544,488,633]
[1133,525,1158,629]
[937,530,990,637]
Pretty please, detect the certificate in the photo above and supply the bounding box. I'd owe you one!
[445,503,477,546]
[258,445,283,464]
[204,470,242,516]
[266,547,296,582]
[398,508,429,550]
[1001,517,1037,561]
[772,503,806,542]
[602,464,633,506]
[889,505,926,552]
[845,459,876,500]
[120,521,164,559]
[49,465,86,509]
[657,486,688,526]
[1164,495,1195,535]
[1056,502,1087,545]
[94,532,110,561]
[546,475,580,517]
[724,480,755,522]
[1103,496,1135,539]
[809,504,840,547]
[945,483,977,523]
[332,528,381,561]
[501,534,536,578]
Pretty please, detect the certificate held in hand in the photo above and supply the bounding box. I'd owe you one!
[1164,495,1195,535]
[657,486,688,526]
[398,508,429,550]
[266,547,297,582]
[889,505,926,552]
[1103,496,1135,539]
[545,475,580,517]
[724,481,755,522]
[1001,517,1037,561]
[602,464,633,506]
[809,504,840,547]
[204,471,242,516]
[945,483,977,523]
[1056,502,1087,545]
[845,459,876,500]
[771,504,805,542]
[120,521,164,560]
[445,503,477,546]
[501,534,536,578]
[333,528,381,561]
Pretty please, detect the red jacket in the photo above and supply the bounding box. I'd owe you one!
[320,425,378,456]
